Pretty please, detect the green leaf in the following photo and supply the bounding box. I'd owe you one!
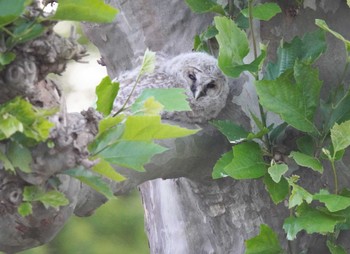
[212,150,233,179]
[256,61,321,134]
[23,186,69,209]
[97,140,167,171]
[283,204,345,240]
[52,0,118,22]
[268,163,288,183]
[0,52,16,67]
[290,151,323,173]
[138,97,164,115]
[327,240,347,254]
[64,167,114,199]
[0,114,23,139]
[138,48,156,77]
[210,120,248,143]
[0,150,14,172]
[316,19,350,52]
[184,0,225,15]
[314,189,350,212]
[0,0,26,26]
[245,224,283,254]
[9,22,45,45]
[214,16,250,77]
[122,115,198,141]
[263,174,289,204]
[241,3,281,21]
[98,115,125,134]
[92,158,125,182]
[7,141,31,173]
[288,181,313,209]
[331,120,350,154]
[18,202,32,217]
[132,88,191,112]
[224,142,267,179]
[88,124,124,155]
[265,29,326,80]
[96,76,119,116]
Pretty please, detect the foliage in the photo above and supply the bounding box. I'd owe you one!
[185,0,350,253]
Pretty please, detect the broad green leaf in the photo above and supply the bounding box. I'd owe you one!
[348,0,350,7]
[212,150,233,179]
[0,150,14,172]
[184,0,225,15]
[88,124,124,155]
[290,151,323,173]
[97,140,167,171]
[22,186,69,209]
[7,141,31,173]
[122,115,198,141]
[241,3,281,21]
[288,182,313,208]
[256,62,321,134]
[138,49,155,77]
[245,224,283,254]
[138,97,164,115]
[265,29,326,80]
[215,16,250,77]
[331,120,350,154]
[132,88,190,112]
[0,52,16,66]
[268,163,288,183]
[9,22,45,45]
[224,142,267,179]
[263,174,289,204]
[316,19,350,52]
[52,0,118,22]
[92,158,126,182]
[96,76,119,116]
[18,202,32,217]
[314,189,350,212]
[283,204,345,240]
[0,114,23,139]
[210,120,248,143]
[0,0,26,26]
[64,167,114,199]
[98,114,125,134]
[327,240,347,254]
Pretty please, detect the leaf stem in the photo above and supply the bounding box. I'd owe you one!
[0,27,16,37]
[330,158,338,194]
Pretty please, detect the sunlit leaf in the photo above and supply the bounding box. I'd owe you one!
[64,167,114,199]
[212,150,233,179]
[331,120,350,154]
[92,158,126,182]
[241,3,281,21]
[288,181,313,208]
[327,240,347,254]
[138,49,155,77]
[88,124,124,155]
[314,189,350,212]
[136,97,164,115]
[210,120,248,143]
[97,141,167,171]
[283,204,345,240]
[0,149,14,172]
[122,115,198,141]
[0,52,16,67]
[132,88,190,112]
[224,142,267,179]
[52,0,118,22]
[245,224,283,254]
[268,163,288,183]
[96,76,119,116]
[18,202,32,217]
[316,19,350,52]
[23,186,69,209]
[290,151,323,173]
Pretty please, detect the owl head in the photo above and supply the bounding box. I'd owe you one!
[162,52,229,123]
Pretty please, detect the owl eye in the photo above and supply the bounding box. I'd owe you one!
[188,74,196,81]
[207,82,216,89]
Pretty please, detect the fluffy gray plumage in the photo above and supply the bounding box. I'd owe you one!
[113,52,229,123]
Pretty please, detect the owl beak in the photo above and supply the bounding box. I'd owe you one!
[194,88,206,100]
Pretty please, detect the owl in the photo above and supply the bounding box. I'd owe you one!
[113,52,229,123]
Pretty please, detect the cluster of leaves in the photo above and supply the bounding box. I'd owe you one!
[0,0,118,70]
[186,0,350,253]
[0,0,118,215]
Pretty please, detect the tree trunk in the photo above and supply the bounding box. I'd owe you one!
[84,0,350,253]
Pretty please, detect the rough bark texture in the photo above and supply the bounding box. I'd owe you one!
[83,0,350,253]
